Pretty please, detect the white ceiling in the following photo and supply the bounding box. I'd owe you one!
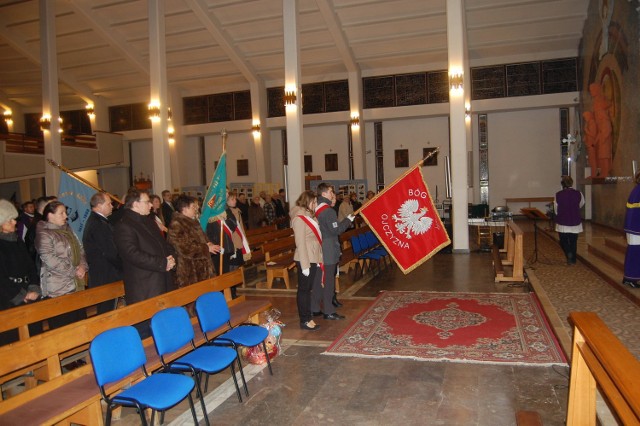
[0,0,588,110]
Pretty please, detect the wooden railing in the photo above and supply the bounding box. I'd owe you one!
[566,312,640,425]
[1,132,97,154]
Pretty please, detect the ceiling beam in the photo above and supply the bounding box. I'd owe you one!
[315,0,359,73]
[184,0,259,84]
[0,19,95,104]
[67,0,149,77]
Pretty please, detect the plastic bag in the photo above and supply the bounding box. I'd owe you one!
[242,308,285,365]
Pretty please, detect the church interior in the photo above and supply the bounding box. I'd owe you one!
[0,0,639,424]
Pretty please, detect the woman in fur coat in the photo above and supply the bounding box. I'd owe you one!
[167,195,220,288]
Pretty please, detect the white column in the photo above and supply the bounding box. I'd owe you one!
[283,0,304,200]
[348,71,365,179]
[447,0,470,252]
[40,0,62,195]
[148,0,172,193]
[250,80,271,183]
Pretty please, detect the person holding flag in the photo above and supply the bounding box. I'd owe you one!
[313,183,354,320]
[357,149,450,274]
[206,192,251,299]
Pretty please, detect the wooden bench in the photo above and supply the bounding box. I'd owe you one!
[491,221,524,282]
[566,312,640,425]
[247,227,293,268]
[244,224,276,238]
[0,269,272,426]
[262,236,296,289]
[0,282,125,396]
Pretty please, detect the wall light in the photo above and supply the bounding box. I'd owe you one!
[168,125,175,144]
[58,116,63,133]
[252,122,261,134]
[465,104,471,119]
[40,114,52,130]
[449,72,464,92]
[283,88,297,107]
[148,101,161,122]
[350,115,360,127]
[85,104,95,119]
[3,110,13,126]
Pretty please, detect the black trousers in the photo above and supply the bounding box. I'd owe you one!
[295,261,320,323]
[558,232,578,264]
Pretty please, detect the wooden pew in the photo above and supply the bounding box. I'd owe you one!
[0,282,125,393]
[491,221,525,282]
[244,224,277,238]
[566,312,640,425]
[0,269,272,426]
[262,236,296,289]
[247,227,293,268]
[0,281,125,342]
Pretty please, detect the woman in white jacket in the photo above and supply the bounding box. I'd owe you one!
[290,190,323,331]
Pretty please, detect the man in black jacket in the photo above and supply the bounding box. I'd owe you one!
[83,192,122,314]
[161,190,175,226]
[114,189,175,338]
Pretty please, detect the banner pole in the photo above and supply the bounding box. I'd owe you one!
[47,159,123,205]
[352,147,440,216]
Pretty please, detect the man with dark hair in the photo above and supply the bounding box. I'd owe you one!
[16,200,35,241]
[114,188,176,337]
[313,183,354,319]
[83,192,122,314]
[161,189,175,226]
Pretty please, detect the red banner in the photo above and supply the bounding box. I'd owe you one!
[359,166,450,274]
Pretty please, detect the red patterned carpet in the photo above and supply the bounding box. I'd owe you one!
[324,291,567,365]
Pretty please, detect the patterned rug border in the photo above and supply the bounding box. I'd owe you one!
[323,291,568,366]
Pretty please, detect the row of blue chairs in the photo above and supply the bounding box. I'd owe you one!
[350,231,391,279]
[89,291,273,425]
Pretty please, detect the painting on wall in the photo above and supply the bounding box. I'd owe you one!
[237,159,249,176]
[395,149,409,168]
[325,153,338,171]
[304,155,313,173]
[422,147,438,166]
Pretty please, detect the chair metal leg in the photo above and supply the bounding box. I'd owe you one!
[235,352,250,397]
[229,363,243,402]
[105,405,113,426]
[192,373,211,426]
[187,393,199,425]
[262,341,273,375]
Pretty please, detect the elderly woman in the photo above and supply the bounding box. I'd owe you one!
[0,199,42,344]
[290,190,323,331]
[36,200,88,329]
[167,195,220,288]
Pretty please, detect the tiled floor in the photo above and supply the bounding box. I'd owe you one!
[114,220,639,425]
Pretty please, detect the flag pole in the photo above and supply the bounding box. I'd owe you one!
[47,158,124,205]
[352,146,440,216]
[219,129,228,275]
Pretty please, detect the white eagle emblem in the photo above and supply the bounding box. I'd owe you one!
[392,199,433,239]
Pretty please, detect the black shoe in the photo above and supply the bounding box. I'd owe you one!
[323,313,345,320]
[623,280,640,289]
[300,321,320,330]
[332,292,343,307]
[312,311,323,317]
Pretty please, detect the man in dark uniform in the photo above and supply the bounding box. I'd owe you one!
[313,183,354,319]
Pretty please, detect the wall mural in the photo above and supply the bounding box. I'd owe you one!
[580,0,639,227]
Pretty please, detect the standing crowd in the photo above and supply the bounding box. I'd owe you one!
[0,184,344,342]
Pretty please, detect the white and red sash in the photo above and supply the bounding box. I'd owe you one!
[218,220,250,254]
[315,202,331,217]
[298,214,324,284]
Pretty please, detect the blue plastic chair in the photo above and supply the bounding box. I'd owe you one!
[364,231,390,266]
[150,306,243,425]
[195,291,272,397]
[89,325,199,426]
